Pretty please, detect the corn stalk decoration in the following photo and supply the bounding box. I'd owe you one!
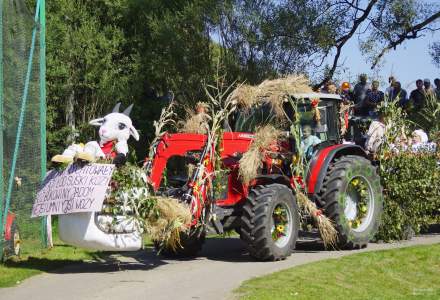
[182,75,239,225]
[144,99,177,177]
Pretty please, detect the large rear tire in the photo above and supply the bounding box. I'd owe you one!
[320,155,383,249]
[240,184,299,261]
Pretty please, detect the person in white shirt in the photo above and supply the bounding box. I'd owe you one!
[301,125,321,157]
[411,129,437,152]
[365,118,386,154]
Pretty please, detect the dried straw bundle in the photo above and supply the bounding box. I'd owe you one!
[239,125,281,184]
[180,102,211,134]
[180,111,211,134]
[296,191,338,248]
[258,75,312,116]
[147,197,192,252]
[230,75,312,116]
[229,84,257,108]
[339,102,352,136]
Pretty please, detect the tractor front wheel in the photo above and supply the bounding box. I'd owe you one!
[240,183,299,261]
[321,155,383,249]
[155,225,206,258]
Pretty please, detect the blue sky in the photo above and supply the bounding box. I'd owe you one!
[334,0,440,91]
[338,30,439,91]
[210,1,440,91]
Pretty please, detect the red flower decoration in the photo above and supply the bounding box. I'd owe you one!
[311,98,319,107]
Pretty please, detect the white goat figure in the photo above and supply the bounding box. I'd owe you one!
[51,103,139,165]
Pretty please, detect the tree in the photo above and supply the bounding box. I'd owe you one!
[310,0,440,86]
[213,0,440,87]
[216,0,340,84]
[431,41,440,68]
[42,0,440,161]
[46,0,132,156]
[45,0,221,159]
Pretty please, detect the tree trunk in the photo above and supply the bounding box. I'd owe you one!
[66,89,76,143]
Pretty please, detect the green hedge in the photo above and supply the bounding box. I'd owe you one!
[376,152,440,241]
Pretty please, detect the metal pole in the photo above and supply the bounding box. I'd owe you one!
[1,0,41,247]
[39,0,48,248]
[0,0,5,258]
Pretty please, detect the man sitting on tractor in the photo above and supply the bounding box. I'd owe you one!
[301,124,321,158]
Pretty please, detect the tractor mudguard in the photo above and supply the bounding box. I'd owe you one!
[306,144,367,196]
[4,212,16,241]
[256,174,291,187]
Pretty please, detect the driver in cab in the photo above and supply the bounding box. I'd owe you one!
[301,125,321,158]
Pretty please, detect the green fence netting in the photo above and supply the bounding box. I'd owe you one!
[0,0,46,260]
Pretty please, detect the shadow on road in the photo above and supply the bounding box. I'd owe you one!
[52,248,167,274]
[186,230,328,263]
[8,224,439,275]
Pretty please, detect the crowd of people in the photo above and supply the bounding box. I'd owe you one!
[321,74,440,118]
[319,74,439,155]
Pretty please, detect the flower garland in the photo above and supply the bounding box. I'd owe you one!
[348,178,369,229]
[272,205,289,241]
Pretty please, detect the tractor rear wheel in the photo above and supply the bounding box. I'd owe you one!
[240,183,299,261]
[320,155,383,249]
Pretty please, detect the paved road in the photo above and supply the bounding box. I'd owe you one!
[2,234,440,300]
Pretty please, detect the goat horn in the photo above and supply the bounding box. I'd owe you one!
[122,104,134,116]
[112,102,121,113]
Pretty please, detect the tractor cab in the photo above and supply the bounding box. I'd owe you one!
[293,93,341,143]
[233,92,343,159]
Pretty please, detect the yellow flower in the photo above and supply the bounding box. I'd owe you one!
[351,179,359,186]
[276,225,285,233]
[360,205,367,213]
[292,154,299,164]
[274,208,283,215]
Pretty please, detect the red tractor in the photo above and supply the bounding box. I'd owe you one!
[146,93,383,261]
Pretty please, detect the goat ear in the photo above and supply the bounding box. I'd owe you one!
[112,102,121,113]
[129,126,139,141]
[89,118,105,126]
[122,104,133,116]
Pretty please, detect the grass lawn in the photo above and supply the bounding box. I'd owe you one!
[0,238,104,288]
[236,243,440,300]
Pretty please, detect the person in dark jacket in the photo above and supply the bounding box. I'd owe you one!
[409,79,426,111]
[434,78,440,99]
[363,80,384,117]
[353,74,369,105]
[391,81,408,107]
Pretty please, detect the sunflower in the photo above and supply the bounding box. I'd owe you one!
[277,224,285,233]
